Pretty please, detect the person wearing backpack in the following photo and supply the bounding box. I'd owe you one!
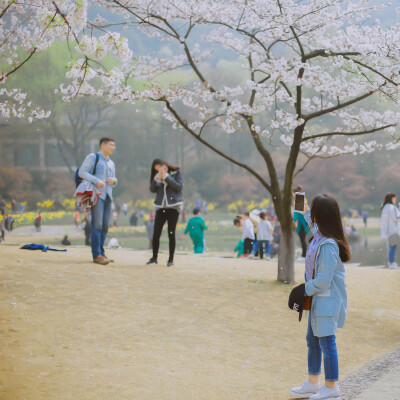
[78,137,117,265]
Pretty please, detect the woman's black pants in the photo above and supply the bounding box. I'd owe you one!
[152,208,179,261]
[298,225,308,258]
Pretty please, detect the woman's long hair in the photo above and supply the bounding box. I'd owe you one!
[310,194,351,262]
[150,159,180,182]
[381,192,396,211]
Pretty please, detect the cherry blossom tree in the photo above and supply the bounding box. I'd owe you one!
[58,1,400,282]
[0,0,129,122]
[0,0,86,120]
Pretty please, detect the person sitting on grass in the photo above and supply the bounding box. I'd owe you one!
[61,235,71,246]
[184,207,208,254]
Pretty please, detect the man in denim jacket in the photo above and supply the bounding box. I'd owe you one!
[79,137,117,265]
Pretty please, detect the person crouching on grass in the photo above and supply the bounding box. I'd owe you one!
[290,194,350,400]
[241,211,255,256]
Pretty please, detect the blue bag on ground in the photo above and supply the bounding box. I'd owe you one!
[20,244,67,252]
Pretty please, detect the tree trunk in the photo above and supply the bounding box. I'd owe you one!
[277,224,296,283]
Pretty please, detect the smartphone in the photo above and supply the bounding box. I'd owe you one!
[294,192,305,212]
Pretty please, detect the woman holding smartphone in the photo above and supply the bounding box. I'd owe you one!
[147,159,183,267]
[291,194,350,400]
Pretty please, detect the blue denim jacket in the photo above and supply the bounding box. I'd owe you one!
[304,211,347,337]
[78,152,117,201]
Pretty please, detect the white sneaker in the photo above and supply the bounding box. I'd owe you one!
[310,385,340,400]
[248,254,257,259]
[388,263,399,269]
[266,256,271,260]
[290,381,322,398]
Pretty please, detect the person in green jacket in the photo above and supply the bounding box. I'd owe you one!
[184,207,208,254]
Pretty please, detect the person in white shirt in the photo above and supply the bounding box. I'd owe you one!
[107,237,120,249]
[380,192,400,269]
[122,202,128,217]
[249,212,274,260]
[241,211,255,255]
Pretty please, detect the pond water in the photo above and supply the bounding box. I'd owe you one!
[60,231,390,266]
[346,236,388,266]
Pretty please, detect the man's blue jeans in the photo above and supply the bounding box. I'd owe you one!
[91,195,112,259]
[306,315,339,382]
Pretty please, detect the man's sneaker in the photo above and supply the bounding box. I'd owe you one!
[310,385,340,400]
[167,260,174,267]
[266,256,271,260]
[146,258,158,265]
[290,381,322,398]
[248,254,257,259]
[93,256,110,265]
[388,262,399,269]
[104,255,114,262]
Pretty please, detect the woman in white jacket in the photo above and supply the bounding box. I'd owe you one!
[380,192,400,269]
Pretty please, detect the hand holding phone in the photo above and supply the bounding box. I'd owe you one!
[294,192,305,212]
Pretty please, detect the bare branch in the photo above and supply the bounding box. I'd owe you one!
[161,99,272,192]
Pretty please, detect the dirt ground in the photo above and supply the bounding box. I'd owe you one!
[0,236,399,400]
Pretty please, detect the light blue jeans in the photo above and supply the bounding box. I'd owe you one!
[250,240,271,258]
[90,195,112,259]
[306,315,339,382]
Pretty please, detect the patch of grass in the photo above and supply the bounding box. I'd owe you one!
[248,279,268,284]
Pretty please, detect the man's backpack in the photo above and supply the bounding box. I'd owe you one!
[75,153,100,188]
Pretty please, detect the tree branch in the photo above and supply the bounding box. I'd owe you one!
[301,124,396,142]
[161,99,272,192]
[304,89,377,121]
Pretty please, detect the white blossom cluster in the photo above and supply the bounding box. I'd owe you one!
[55,0,400,158]
[4,0,400,158]
[1,0,133,120]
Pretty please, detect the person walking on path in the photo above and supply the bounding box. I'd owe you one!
[290,194,350,400]
[145,215,155,250]
[380,192,400,269]
[0,198,5,215]
[34,212,41,232]
[82,214,91,246]
[184,207,208,254]
[73,211,81,229]
[0,217,5,243]
[78,137,117,265]
[147,159,183,267]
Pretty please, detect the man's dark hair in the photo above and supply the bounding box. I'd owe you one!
[100,137,115,146]
[243,211,250,217]
[233,217,241,226]
[260,212,266,219]
[293,185,303,193]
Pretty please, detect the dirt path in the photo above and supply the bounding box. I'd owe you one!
[0,243,399,400]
